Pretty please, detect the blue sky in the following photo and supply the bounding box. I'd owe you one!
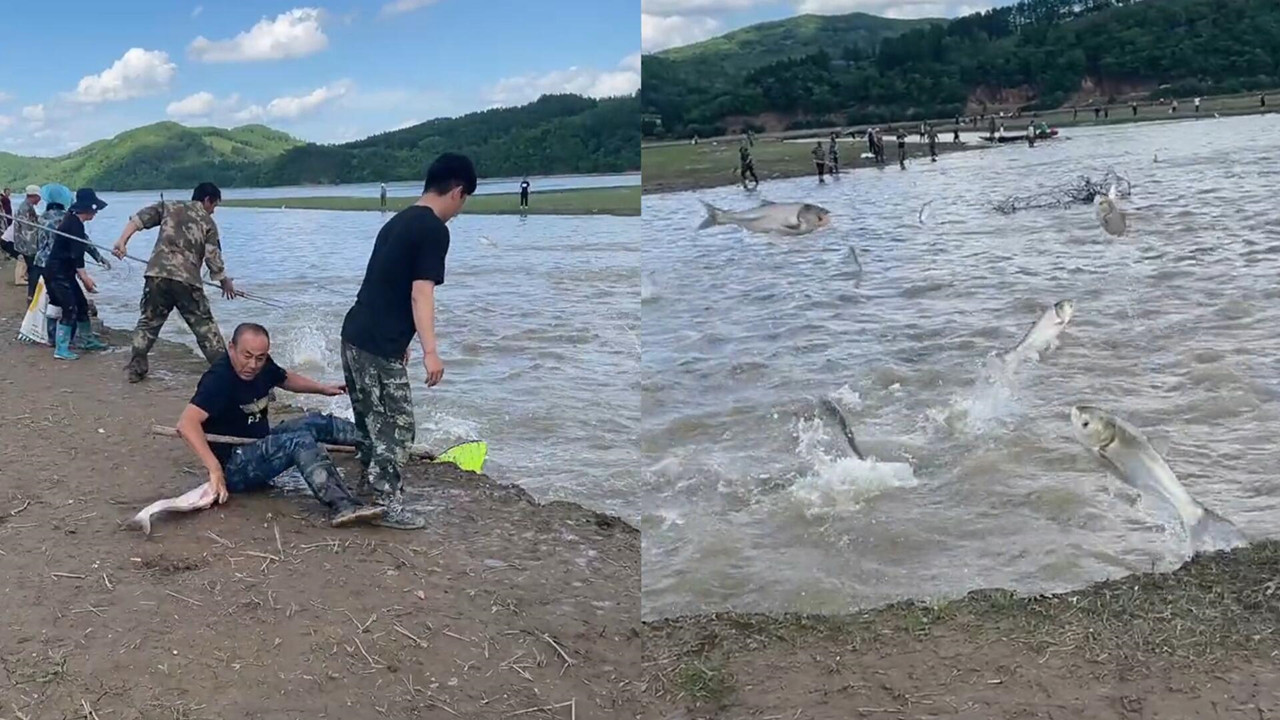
[0,0,639,157]
[643,0,1016,53]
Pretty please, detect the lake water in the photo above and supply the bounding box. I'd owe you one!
[640,113,1280,620]
[125,172,640,202]
[74,194,640,523]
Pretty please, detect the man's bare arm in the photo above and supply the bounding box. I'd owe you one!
[280,372,344,396]
[175,403,229,502]
[412,280,444,386]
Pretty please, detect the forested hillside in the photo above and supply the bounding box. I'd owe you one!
[642,0,1280,137]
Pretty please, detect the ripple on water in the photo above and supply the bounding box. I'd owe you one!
[642,115,1280,619]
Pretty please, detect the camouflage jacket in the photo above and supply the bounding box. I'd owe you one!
[130,200,226,287]
[14,199,41,256]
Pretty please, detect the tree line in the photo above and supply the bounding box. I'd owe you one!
[642,0,1280,138]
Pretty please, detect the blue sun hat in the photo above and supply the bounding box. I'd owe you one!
[40,183,73,209]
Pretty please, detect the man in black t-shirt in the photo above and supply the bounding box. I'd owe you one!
[339,152,477,530]
[519,177,530,209]
[176,323,384,527]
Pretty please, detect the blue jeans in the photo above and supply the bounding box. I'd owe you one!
[222,412,364,510]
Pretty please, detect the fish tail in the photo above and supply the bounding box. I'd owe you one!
[1189,507,1246,552]
[696,200,722,230]
[818,397,865,460]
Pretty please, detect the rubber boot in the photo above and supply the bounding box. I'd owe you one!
[45,318,56,347]
[53,323,79,361]
[74,320,108,351]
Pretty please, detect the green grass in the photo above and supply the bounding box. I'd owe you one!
[642,133,976,194]
[220,186,640,216]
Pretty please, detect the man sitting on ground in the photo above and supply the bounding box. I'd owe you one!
[175,322,385,527]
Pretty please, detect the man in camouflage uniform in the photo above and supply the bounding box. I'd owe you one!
[111,182,237,383]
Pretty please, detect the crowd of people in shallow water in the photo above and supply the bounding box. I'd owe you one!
[0,152,478,534]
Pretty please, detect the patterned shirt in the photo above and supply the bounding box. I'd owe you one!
[13,199,40,256]
[130,200,226,287]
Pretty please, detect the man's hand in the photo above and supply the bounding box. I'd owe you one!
[423,350,444,387]
[220,277,236,300]
[319,383,347,397]
[81,275,97,294]
[209,468,229,504]
[111,239,128,260]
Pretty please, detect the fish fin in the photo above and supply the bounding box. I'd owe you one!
[818,397,866,460]
[1189,507,1247,552]
[696,200,721,230]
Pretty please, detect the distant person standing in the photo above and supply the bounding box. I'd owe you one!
[519,176,531,209]
[811,142,826,182]
[1094,107,1101,120]
[379,182,387,210]
[339,152,477,530]
[827,132,840,176]
[738,144,758,188]
[1132,101,1139,116]
[112,182,236,383]
[1172,99,1179,113]
[929,127,940,159]
[1262,93,1267,109]
[896,129,907,168]
[1194,97,1201,113]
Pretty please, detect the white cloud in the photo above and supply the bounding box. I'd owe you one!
[0,116,13,131]
[486,55,641,108]
[0,91,12,103]
[22,104,45,123]
[192,5,203,17]
[642,13,722,52]
[188,8,328,63]
[795,0,988,16]
[379,0,439,17]
[167,91,217,118]
[641,0,771,12]
[69,48,177,103]
[234,81,352,121]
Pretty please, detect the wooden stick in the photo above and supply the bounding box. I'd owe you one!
[150,425,438,460]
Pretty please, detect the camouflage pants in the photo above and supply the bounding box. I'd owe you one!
[128,277,226,376]
[340,341,414,497]
[222,413,362,510]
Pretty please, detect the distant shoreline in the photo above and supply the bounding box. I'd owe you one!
[220,185,640,216]
[642,93,1275,195]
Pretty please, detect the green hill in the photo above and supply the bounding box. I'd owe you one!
[0,123,303,191]
[656,13,942,75]
[642,0,1280,137]
[258,93,640,186]
[0,93,640,191]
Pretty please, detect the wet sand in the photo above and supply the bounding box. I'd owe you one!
[0,274,640,718]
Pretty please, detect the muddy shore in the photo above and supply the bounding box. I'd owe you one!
[643,541,1280,719]
[0,275,641,719]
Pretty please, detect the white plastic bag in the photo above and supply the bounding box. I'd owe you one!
[17,275,50,345]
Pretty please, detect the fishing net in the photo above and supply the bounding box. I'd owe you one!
[992,169,1132,215]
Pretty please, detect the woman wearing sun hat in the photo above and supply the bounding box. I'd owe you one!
[44,188,109,360]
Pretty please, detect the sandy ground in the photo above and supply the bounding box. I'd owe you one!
[0,266,641,719]
[643,541,1280,719]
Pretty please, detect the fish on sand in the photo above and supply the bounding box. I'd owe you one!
[1069,405,1246,552]
[122,482,217,536]
[697,199,831,235]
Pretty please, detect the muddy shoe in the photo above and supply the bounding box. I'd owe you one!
[329,501,385,528]
[373,496,426,530]
[126,359,148,383]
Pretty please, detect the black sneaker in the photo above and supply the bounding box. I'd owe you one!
[373,495,426,530]
[329,502,385,528]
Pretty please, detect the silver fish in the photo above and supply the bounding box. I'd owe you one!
[697,200,832,235]
[1069,405,1246,552]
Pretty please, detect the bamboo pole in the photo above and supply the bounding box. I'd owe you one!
[150,424,438,460]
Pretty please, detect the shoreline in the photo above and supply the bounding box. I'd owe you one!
[0,277,641,717]
[643,541,1280,717]
[221,186,640,216]
[642,98,1276,196]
